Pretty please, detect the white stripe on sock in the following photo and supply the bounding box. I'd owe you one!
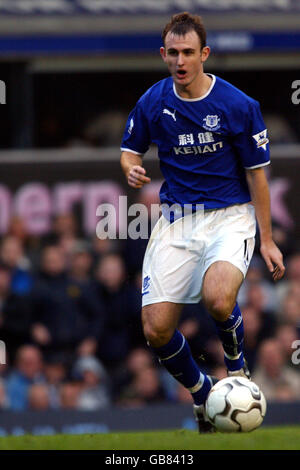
[159,334,185,362]
[222,316,242,332]
[224,350,242,360]
[188,372,205,394]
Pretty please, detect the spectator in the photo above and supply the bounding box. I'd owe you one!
[238,255,278,312]
[287,253,300,279]
[0,235,33,295]
[0,263,33,362]
[118,366,166,407]
[114,347,154,399]
[275,253,300,308]
[126,347,154,375]
[252,338,300,401]
[59,382,80,409]
[179,302,217,366]
[271,222,297,260]
[28,384,50,411]
[132,367,167,405]
[263,113,298,144]
[245,282,276,317]
[68,241,93,282]
[0,378,9,409]
[287,280,300,302]
[72,356,111,410]
[91,235,122,262]
[124,182,161,277]
[83,110,127,147]
[52,213,78,242]
[240,282,278,344]
[42,213,79,259]
[242,305,264,372]
[7,215,29,245]
[242,302,277,372]
[94,253,142,370]
[6,345,45,411]
[279,291,300,334]
[44,358,67,408]
[68,241,107,358]
[31,245,105,364]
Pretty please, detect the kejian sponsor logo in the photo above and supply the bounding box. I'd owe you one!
[173,141,223,155]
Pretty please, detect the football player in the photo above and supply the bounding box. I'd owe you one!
[120,12,285,432]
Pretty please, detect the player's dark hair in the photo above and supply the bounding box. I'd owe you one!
[162,12,206,49]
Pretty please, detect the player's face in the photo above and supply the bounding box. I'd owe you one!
[160,30,210,88]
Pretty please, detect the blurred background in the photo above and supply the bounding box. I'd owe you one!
[0,0,299,435]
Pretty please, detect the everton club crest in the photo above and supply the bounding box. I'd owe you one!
[203,114,221,132]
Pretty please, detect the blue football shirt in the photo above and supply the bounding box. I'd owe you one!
[121,74,270,211]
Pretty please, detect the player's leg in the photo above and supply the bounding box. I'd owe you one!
[141,213,217,432]
[142,301,214,406]
[201,261,249,376]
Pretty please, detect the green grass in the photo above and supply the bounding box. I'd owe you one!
[0,426,299,450]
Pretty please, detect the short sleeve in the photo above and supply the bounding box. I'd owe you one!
[120,100,151,155]
[232,100,270,169]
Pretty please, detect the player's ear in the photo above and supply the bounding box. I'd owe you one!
[160,47,167,62]
[201,46,210,63]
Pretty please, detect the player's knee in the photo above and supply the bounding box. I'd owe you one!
[143,323,174,348]
[204,296,234,322]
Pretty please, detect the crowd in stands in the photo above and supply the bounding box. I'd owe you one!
[0,202,299,413]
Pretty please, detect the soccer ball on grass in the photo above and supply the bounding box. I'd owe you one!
[205,376,267,432]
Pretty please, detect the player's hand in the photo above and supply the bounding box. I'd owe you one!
[127,165,151,188]
[260,240,285,282]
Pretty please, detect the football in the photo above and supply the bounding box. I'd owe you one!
[205,376,267,432]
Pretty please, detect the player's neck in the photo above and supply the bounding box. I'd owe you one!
[174,72,212,100]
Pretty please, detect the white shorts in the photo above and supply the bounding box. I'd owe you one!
[142,203,256,306]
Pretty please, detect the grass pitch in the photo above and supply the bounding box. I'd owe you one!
[0,426,299,450]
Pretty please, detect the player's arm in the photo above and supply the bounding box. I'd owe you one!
[245,167,285,281]
[120,151,151,189]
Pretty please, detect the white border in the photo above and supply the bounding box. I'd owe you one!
[244,160,271,170]
[120,147,143,155]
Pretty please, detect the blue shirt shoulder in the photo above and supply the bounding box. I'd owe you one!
[210,76,264,136]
